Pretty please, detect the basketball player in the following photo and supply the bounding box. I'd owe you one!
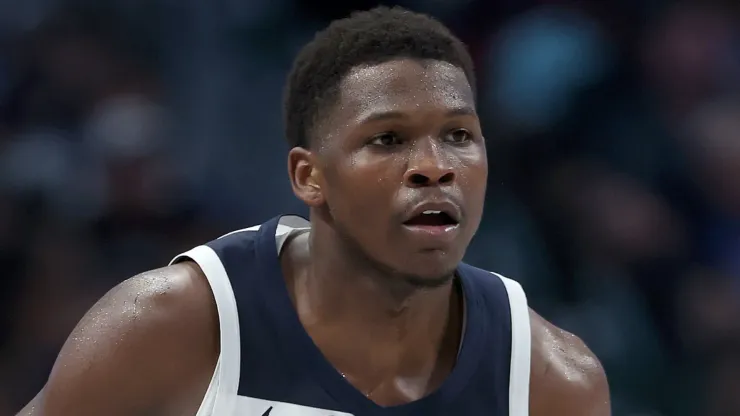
[18,7,609,416]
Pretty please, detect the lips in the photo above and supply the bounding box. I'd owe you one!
[403,201,461,226]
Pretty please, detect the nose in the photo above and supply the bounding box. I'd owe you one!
[403,140,456,187]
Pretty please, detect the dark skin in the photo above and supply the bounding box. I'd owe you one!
[18,58,610,415]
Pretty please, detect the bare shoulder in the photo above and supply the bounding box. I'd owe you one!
[19,262,219,416]
[528,309,611,416]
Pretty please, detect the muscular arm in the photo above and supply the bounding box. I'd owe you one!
[529,311,611,416]
[16,262,219,416]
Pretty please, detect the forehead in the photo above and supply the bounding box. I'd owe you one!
[328,59,475,128]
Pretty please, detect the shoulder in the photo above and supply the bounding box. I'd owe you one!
[29,262,219,415]
[63,261,219,357]
[528,310,611,416]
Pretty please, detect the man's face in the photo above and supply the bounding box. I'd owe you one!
[295,58,487,284]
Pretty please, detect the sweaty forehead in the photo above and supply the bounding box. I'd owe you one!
[333,59,475,124]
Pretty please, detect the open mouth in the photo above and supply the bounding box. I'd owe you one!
[403,210,459,227]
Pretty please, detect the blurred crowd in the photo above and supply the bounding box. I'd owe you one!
[0,0,739,414]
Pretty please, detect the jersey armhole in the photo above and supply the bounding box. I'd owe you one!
[497,274,531,416]
[171,246,241,415]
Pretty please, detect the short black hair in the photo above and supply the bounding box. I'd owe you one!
[283,6,476,149]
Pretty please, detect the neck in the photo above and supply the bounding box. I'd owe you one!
[282,217,461,354]
[281,216,465,396]
[308,219,455,327]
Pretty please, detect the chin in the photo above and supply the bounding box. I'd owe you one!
[401,272,455,289]
[394,254,460,289]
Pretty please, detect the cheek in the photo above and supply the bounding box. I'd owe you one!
[457,151,488,189]
[326,164,396,224]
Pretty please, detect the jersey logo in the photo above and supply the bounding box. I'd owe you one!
[234,395,354,416]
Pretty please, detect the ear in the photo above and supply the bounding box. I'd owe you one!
[287,147,325,207]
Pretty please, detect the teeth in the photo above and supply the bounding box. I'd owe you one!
[422,210,442,215]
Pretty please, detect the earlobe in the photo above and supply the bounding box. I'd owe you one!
[287,147,325,207]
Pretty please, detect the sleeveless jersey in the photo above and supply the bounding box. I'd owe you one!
[170,215,531,415]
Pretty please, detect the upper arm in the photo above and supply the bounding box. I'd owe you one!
[529,311,611,416]
[19,262,219,416]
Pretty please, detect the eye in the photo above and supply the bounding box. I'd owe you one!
[445,128,472,144]
[369,132,402,147]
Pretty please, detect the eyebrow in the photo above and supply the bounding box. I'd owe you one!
[358,106,477,124]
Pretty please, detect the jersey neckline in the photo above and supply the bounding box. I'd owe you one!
[254,215,489,415]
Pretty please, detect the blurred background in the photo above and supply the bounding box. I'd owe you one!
[0,0,738,414]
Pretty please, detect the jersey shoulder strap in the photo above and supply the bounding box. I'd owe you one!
[495,272,531,416]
